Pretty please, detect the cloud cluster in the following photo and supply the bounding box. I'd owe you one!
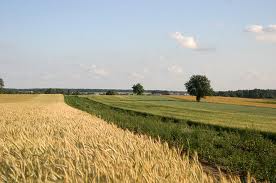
[245,25,264,33]
[245,24,276,42]
[171,32,198,49]
[245,24,276,33]
[80,64,109,78]
[90,65,109,77]
[129,68,150,81]
[167,65,183,74]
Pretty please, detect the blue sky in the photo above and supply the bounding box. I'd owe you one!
[0,0,276,90]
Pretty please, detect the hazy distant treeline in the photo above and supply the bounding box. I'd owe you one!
[0,88,115,95]
[2,88,276,99]
[214,89,276,99]
[0,88,186,95]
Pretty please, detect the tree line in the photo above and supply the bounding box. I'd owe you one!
[214,89,276,99]
[1,76,275,100]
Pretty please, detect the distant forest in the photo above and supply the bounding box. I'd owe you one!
[0,88,185,95]
[214,89,276,99]
[0,88,127,95]
[1,88,276,99]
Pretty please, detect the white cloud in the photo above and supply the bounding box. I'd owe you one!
[171,32,198,49]
[81,64,109,78]
[245,24,276,43]
[245,24,276,33]
[245,25,263,33]
[167,65,183,74]
[264,24,276,32]
[90,65,109,77]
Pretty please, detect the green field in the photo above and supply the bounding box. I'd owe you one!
[84,95,276,133]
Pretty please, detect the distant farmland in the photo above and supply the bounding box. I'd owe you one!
[171,95,276,108]
[84,95,276,133]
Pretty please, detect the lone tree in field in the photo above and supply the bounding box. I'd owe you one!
[0,78,4,89]
[132,83,144,95]
[185,75,213,102]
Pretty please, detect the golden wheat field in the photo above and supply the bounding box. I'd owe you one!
[0,94,244,183]
[171,95,276,108]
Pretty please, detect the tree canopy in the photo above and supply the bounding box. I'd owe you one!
[106,90,118,95]
[215,89,276,99]
[185,75,213,102]
[132,83,144,95]
[0,78,4,89]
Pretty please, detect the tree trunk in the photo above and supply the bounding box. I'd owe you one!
[196,95,201,102]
